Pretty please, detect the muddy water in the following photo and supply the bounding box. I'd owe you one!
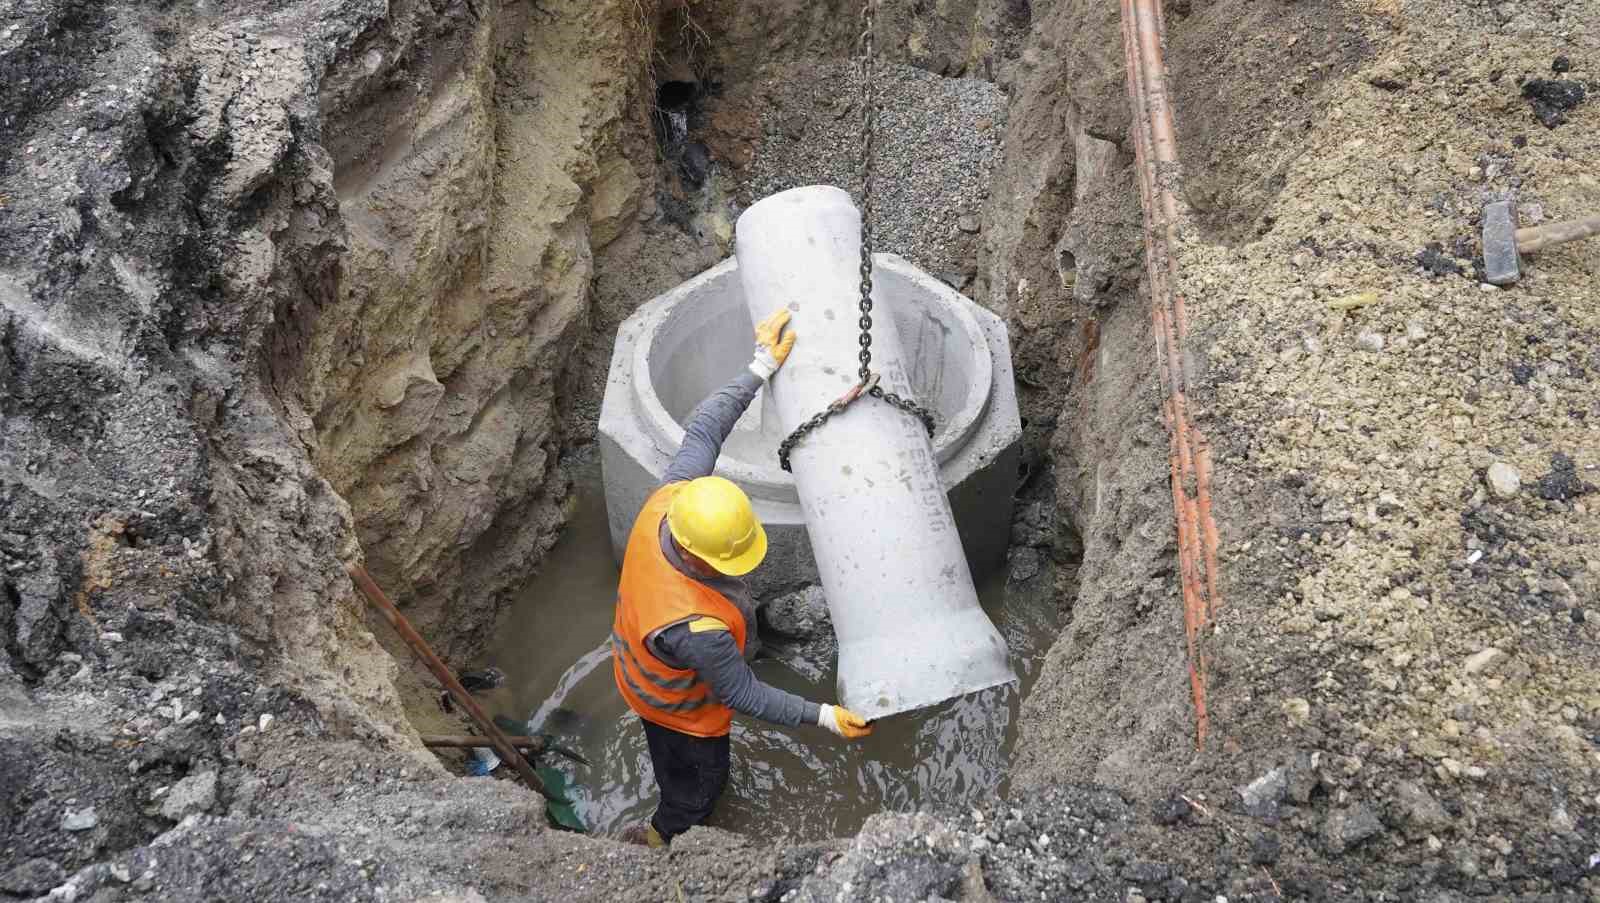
[485,453,1061,841]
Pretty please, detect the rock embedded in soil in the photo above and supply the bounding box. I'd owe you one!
[1485,461,1521,499]
[60,807,99,832]
[1463,646,1505,676]
[1391,780,1452,838]
[1414,242,1464,277]
[1535,452,1596,502]
[1,859,67,896]
[758,585,836,682]
[1322,804,1384,854]
[760,585,830,639]
[1283,753,1319,804]
[1008,547,1043,583]
[1282,697,1312,726]
[1151,794,1192,826]
[1521,78,1587,128]
[1250,831,1282,865]
[1009,500,1052,548]
[161,770,219,821]
[1238,767,1289,818]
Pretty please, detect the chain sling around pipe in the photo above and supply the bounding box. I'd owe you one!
[775,0,936,474]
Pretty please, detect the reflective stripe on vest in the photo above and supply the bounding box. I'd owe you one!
[613,660,711,713]
[612,483,748,737]
[610,630,699,693]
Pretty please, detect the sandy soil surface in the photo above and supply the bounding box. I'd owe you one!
[996,0,1600,896]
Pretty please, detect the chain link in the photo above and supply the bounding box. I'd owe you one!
[776,375,937,472]
[777,0,937,473]
[855,0,877,385]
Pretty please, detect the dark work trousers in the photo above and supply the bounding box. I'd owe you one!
[641,718,731,841]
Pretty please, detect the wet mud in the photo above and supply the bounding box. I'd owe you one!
[482,453,1061,841]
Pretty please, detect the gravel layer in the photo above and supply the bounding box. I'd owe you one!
[746,60,1005,291]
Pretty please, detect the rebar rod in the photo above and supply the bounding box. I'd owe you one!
[346,563,557,800]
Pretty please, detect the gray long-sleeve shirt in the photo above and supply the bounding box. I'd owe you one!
[649,370,822,728]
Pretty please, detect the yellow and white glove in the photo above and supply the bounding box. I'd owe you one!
[818,704,873,739]
[748,307,798,381]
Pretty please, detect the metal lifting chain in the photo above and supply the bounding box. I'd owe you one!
[777,0,936,473]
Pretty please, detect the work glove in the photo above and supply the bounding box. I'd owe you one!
[748,307,798,381]
[818,703,873,739]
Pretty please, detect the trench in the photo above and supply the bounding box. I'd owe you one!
[470,449,1064,841]
[33,0,1600,896]
[310,0,1084,844]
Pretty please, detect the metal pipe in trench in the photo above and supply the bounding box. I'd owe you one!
[733,185,1017,721]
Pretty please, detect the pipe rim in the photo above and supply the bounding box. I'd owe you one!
[629,254,994,502]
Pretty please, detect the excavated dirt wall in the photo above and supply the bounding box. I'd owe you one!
[301,0,653,663]
[997,0,1396,799]
[0,2,1052,898]
[989,1,1600,898]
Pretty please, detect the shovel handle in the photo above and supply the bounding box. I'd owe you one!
[1516,214,1600,254]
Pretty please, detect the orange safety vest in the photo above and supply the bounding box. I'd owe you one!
[612,483,749,738]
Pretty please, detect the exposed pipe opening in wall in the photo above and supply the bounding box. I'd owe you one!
[655,79,698,112]
[652,80,711,188]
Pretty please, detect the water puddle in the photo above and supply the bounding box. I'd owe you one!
[482,451,1061,841]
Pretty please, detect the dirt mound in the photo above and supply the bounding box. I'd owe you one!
[993,0,1600,895]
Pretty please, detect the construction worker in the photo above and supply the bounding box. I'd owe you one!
[613,307,873,848]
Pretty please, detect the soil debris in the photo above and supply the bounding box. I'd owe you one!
[1415,241,1465,277]
[1521,77,1588,128]
[745,60,1004,281]
[1535,451,1597,501]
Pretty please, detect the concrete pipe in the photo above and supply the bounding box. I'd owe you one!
[733,185,1018,720]
[598,260,1021,601]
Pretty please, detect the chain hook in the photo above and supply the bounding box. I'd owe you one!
[832,372,881,411]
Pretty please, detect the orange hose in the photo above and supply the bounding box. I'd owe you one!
[1119,0,1222,748]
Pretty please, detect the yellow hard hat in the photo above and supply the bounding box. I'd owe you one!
[666,476,769,576]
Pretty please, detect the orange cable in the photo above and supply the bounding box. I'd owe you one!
[1119,0,1223,748]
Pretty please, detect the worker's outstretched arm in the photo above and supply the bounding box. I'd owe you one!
[662,372,762,483]
[656,621,820,727]
[662,308,796,484]
[655,620,871,738]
